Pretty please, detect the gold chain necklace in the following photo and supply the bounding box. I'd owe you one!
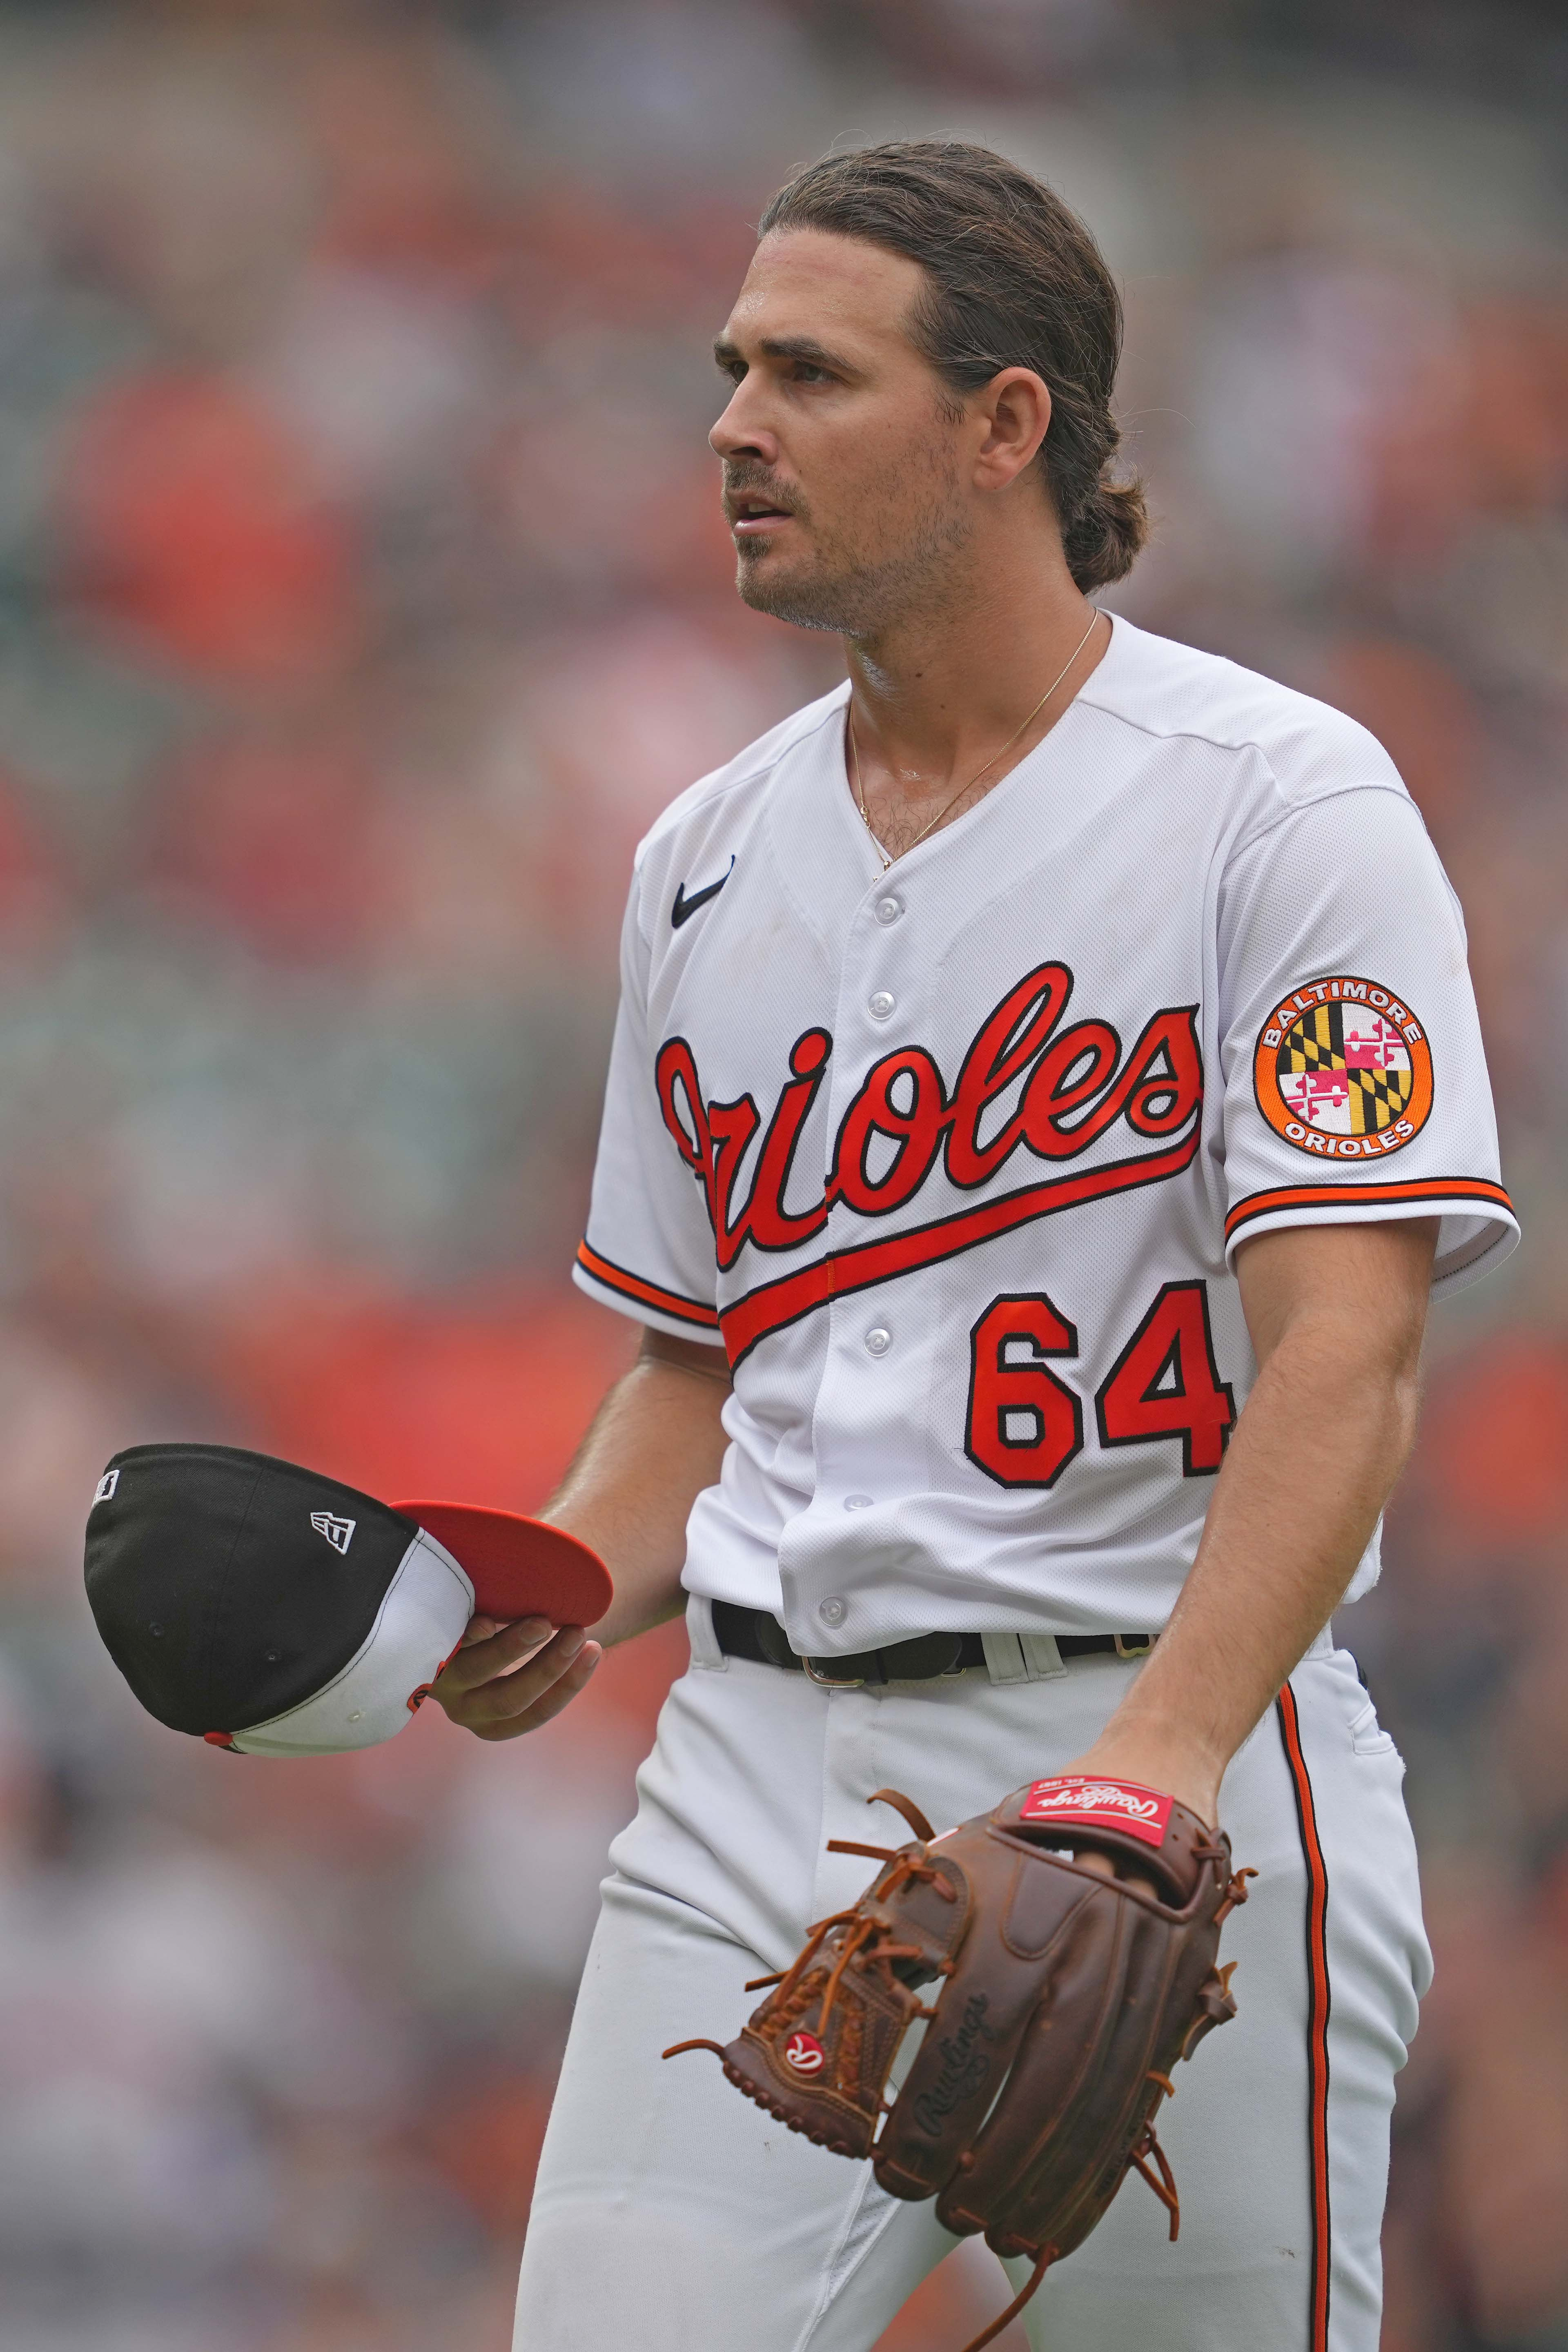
[847,609,1102,871]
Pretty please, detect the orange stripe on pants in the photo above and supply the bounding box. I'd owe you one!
[1277,1681,1332,2350]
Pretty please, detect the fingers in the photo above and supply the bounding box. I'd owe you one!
[436,1615,554,1697]
[1072,1848,1158,1898]
[471,1639,601,1742]
[430,1616,601,1742]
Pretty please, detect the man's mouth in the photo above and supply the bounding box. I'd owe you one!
[727,492,795,537]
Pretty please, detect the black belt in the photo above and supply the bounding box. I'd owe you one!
[711,1600,1154,1688]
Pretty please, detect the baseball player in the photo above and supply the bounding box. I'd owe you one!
[432,142,1517,2351]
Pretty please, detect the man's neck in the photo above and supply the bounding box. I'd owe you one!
[842,546,1110,858]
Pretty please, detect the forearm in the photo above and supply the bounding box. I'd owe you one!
[1096,1322,1418,1802]
[1079,1218,1435,1820]
[542,1332,733,1646]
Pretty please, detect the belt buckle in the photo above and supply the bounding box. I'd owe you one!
[802,1655,870,1690]
[1114,1633,1154,1660]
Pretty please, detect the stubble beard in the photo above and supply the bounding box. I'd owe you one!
[731,442,976,642]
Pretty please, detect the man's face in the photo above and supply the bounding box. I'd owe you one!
[710,229,976,636]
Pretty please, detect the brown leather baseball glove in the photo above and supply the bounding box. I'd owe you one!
[667,1775,1253,2352]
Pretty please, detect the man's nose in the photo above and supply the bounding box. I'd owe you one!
[709,383,780,466]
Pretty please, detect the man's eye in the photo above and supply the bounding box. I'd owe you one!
[793,363,829,384]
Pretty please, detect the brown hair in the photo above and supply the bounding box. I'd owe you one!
[758,140,1147,592]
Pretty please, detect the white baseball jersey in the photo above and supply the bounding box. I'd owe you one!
[573,617,1516,1655]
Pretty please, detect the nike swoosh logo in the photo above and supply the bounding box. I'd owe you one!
[671,858,735,929]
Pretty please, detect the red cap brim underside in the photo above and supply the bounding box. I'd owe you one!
[392,1501,612,1627]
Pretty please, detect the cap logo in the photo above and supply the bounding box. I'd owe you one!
[1020,1775,1174,1849]
[310,1511,356,1555]
[92,1468,120,1504]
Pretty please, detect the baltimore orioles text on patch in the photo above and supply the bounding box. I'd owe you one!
[1253,975,1434,1160]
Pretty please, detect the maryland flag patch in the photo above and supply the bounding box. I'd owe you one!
[1254,976,1434,1161]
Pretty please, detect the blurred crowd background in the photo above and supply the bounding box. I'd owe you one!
[0,2,1563,2347]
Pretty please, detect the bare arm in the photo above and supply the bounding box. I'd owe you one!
[430,1327,732,1742]
[543,1328,733,1646]
[1063,1218,1438,1822]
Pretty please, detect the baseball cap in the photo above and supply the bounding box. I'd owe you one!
[85,1443,612,1759]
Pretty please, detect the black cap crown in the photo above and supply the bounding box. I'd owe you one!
[85,1444,421,1736]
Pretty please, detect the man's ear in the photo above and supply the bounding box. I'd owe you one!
[971,365,1053,494]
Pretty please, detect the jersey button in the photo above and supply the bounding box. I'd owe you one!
[865,1326,891,1355]
[874,895,903,926]
[819,1596,848,1627]
[868,990,895,1020]
[843,1494,873,1510]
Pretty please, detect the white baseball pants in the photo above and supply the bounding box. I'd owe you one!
[514,1603,1430,2352]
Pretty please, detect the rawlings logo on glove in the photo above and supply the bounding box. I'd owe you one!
[784,2031,826,2074]
[666,1782,1254,2352]
[1018,1773,1173,1844]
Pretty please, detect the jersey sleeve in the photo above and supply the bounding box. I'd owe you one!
[1217,784,1518,1296]
[572,869,725,1344]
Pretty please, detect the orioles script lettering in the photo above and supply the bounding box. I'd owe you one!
[655,963,1203,1271]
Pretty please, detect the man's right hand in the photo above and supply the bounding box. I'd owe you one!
[428,1322,730,1744]
[429,1614,602,1742]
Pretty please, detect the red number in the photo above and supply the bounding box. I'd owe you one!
[1094,1281,1235,1477]
[966,1296,1084,1489]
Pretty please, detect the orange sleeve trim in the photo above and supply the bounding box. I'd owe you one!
[1278,1682,1333,2352]
[1225,1175,1513,1244]
[575,1242,720,1330]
